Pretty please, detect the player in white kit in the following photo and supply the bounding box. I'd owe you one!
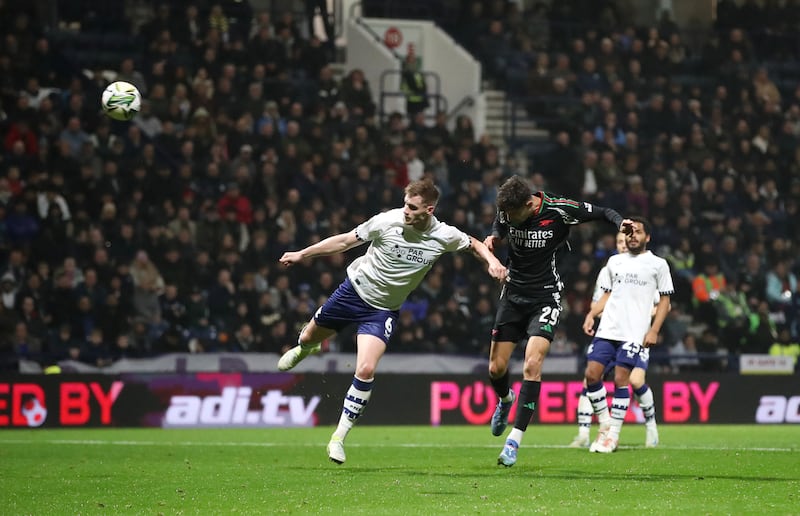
[277,179,507,464]
[569,232,663,448]
[581,217,673,453]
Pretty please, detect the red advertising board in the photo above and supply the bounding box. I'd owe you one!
[0,374,797,428]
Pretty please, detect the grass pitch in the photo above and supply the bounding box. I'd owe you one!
[1,425,797,515]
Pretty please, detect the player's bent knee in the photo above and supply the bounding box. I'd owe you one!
[524,356,543,370]
[522,358,544,379]
[585,373,601,384]
[355,367,376,380]
[488,361,507,378]
[584,364,604,385]
[298,322,317,344]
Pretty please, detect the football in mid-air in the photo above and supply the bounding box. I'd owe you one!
[101,81,141,121]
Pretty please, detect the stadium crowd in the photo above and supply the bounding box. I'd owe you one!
[0,0,798,372]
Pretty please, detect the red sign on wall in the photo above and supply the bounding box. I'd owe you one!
[0,380,123,427]
[383,27,402,49]
[430,380,721,425]
[1,373,796,428]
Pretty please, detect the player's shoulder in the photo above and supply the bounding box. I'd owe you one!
[383,207,404,219]
[370,208,404,225]
[357,208,404,238]
[643,250,669,265]
[541,191,582,207]
[607,253,626,266]
[429,216,469,239]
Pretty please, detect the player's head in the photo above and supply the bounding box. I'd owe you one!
[497,175,534,224]
[615,231,629,254]
[403,179,439,228]
[625,216,651,254]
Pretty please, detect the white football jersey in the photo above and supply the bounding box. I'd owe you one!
[595,251,674,342]
[592,264,661,306]
[347,208,471,310]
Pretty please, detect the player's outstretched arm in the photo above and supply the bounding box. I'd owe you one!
[279,230,364,267]
[483,234,500,253]
[469,236,507,282]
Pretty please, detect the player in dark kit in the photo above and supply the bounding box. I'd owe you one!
[484,175,633,467]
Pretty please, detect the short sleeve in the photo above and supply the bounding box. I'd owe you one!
[597,263,613,292]
[592,266,609,301]
[442,224,471,253]
[657,259,675,295]
[354,210,396,242]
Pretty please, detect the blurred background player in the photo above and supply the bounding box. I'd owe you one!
[569,231,664,448]
[277,179,506,464]
[580,217,674,453]
[484,175,632,467]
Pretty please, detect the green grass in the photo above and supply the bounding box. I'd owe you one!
[1,426,798,515]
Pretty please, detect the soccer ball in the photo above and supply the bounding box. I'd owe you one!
[101,81,142,121]
[21,397,47,427]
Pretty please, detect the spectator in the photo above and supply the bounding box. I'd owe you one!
[769,328,799,368]
[692,255,727,331]
[129,250,165,323]
[207,268,236,330]
[478,20,512,85]
[59,116,90,158]
[13,321,42,362]
[743,300,778,354]
[81,327,113,368]
[5,201,39,246]
[670,332,701,372]
[36,182,71,221]
[765,260,798,329]
[0,272,19,310]
[714,279,753,349]
[400,54,429,117]
[696,328,726,371]
[338,69,374,117]
[752,66,781,106]
[217,182,253,225]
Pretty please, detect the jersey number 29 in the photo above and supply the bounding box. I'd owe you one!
[539,306,560,325]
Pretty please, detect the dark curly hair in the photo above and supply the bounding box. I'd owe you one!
[496,175,532,213]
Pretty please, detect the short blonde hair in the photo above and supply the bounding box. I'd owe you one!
[405,179,440,207]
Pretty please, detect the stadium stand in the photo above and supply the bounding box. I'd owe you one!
[0,0,798,374]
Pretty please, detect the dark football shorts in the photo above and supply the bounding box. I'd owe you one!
[314,278,399,344]
[585,337,649,371]
[492,288,562,343]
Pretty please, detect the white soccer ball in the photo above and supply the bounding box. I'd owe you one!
[101,81,142,121]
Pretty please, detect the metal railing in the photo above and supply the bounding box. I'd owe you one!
[378,69,446,122]
[354,17,402,61]
[447,95,475,122]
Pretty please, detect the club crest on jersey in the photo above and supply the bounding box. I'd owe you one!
[538,219,554,226]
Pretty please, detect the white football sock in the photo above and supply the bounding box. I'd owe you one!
[608,386,630,440]
[587,383,611,427]
[332,376,373,441]
[577,394,592,438]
